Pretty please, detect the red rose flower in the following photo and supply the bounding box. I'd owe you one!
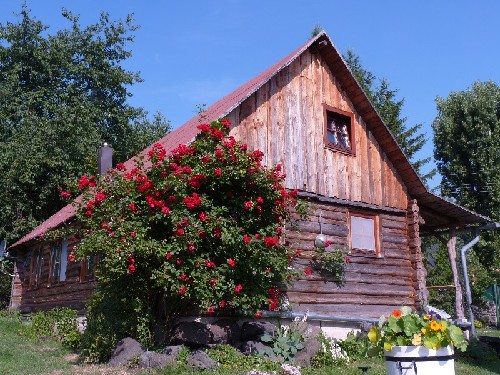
[219,300,226,308]
[255,311,263,318]
[116,163,126,171]
[234,284,243,295]
[207,306,215,314]
[305,268,312,276]
[205,259,215,268]
[242,235,252,244]
[257,196,264,204]
[183,193,202,209]
[244,201,253,210]
[60,191,71,200]
[227,258,236,267]
[179,286,186,295]
[199,212,207,221]
[175,228,185,236]
[166,252,173,259]
[213,228,221,238]
[128,264,136,274]
[210,278,218,286]
[345,256,351,263]
[263,237,278,249]
[214,168,222,177]
[325,240,333,247]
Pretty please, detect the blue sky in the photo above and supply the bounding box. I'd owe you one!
[2,1,500,190]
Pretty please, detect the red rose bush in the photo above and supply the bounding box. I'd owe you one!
[72,119,302,329]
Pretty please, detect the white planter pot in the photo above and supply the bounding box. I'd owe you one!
[384,345,455,375]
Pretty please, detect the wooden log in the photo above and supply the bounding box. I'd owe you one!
[287,293,412,306]
[289,280,414,296]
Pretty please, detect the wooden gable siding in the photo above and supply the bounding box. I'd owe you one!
[228,50,408,210]
[285,201,416,318]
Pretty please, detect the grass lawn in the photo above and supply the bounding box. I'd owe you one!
[1,312,499,375]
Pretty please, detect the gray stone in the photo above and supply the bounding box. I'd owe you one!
[138,351,174,369]
[162,344,185,357]
[171,321,213,347]
[241,321,276,341]
[187,350,217,370]
[239,340,268,355]
[109,337,145,366]
[293,325,322,367]
[210,319,241,345]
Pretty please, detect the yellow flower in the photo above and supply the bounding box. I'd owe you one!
[439,322,446,331]
[423,314,431,321]
[430,321,440,331]
[412,333,422,346]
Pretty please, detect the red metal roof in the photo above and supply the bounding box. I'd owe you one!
[11,31,491,248]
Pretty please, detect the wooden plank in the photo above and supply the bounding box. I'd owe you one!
[289,280,414,296]
[287,293,412,306]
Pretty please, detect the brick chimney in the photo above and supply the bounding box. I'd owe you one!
[98,142,113,175]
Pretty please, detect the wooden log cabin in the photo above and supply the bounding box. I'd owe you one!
[8,32,491,324]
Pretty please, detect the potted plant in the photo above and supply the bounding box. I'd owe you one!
[368,306,468,375]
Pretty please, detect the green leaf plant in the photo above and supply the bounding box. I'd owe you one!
[368,306,468,353]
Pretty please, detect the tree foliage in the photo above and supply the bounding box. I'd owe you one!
[433,81,500,304]
[344,50,433,182]
[0,6,170,244]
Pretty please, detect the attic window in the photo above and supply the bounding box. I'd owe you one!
[324,106,355,154]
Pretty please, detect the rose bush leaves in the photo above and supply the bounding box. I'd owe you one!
[70,119,300,316]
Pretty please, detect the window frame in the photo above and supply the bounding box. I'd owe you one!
[29,246,44,289]
[323,105,356,155]
[348,211,381,256]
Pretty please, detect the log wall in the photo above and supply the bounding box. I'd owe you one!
[12,240,93,313]
[228,50,409,210]
[285,201,416,318]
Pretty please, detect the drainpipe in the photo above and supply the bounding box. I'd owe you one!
[460,222,500,338]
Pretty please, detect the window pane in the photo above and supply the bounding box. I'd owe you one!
[351,216,375,250]
[60,240,68,282]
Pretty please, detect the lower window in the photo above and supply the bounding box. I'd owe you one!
[349,212,380,255]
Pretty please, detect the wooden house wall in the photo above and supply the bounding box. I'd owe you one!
[12,240,93,313]
[285,201,416,318]
[228,50,409,210]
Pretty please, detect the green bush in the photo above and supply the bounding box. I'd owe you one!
[23,307,81,350]
[206,344,280,373]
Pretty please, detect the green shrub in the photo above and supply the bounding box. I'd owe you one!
[24,307,81,350]
[207,344,280,373]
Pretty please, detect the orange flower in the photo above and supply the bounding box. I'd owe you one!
[392,310,402,318]
[430,321,440,331]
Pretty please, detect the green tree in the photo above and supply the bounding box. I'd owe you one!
[344,50,433,181]
[0,6,170,244]
[432,81,500,304]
